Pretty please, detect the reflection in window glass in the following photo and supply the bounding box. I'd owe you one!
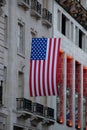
[75,93,78,128]
[66,89,70,125]
[83,97,86,130]
[56,84,61,123]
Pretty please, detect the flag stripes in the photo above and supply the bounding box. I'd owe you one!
[29,38,61,96]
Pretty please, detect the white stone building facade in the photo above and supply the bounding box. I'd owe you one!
[0,0,87,130]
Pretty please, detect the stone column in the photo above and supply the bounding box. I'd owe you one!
[7,0,17,129]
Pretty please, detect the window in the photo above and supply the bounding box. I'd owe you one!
[62,14,66,35]
[79,30,85,49]
[61,14,70,38]
[0,122,3,130]
[79,30,82,48]
[57,10,61,31]
[56,84,61,123]
[66,89,70,126]
[4,67,7,91]
[75,93,78,129]
[85,36,87,53]
[75,27,85,49]
[0,81,2,105]
[17,22,25,55]
[75,26,79,46]
[83,97,86,130]
[18,72,24,98]
[14,126,24,130]
[70,22,73,41]
[4,15,8,45]
[3,66,7,105]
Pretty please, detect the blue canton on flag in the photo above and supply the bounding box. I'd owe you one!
[31,38,47,60]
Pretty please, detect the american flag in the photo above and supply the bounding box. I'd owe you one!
[29,38,61,96]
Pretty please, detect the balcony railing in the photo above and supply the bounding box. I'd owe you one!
[44,107,54,119]
[33,102,44,116]
[16,98,32,112]
[43,8,52,23]
[31,0,41,17]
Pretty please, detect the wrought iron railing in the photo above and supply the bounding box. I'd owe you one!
[16,98,32,112]
[31,0,41,15]
[43,8,52,24]
[44,107,54,119]
[33,102,44,116]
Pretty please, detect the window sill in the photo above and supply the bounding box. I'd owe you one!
[17,52,25,59]
[4,44,8,49]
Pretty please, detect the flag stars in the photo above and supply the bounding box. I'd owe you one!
[31,38,47,60]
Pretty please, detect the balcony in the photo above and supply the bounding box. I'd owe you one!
[16,98,32,119]
[44,107,54,119]
[42,107,55,126]
[0,0,6,6]
[42,8,52,28]
[18,0,30,10]
[33,102,44,116]
[31,0,42,19]
[30,102,44,126]
[55,0,87,30]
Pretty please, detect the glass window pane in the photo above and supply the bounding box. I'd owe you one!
[75,93,78,128]
[66,89,70,125]
[83,97,86,130]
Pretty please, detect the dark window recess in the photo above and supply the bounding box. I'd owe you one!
[62,14,66,35]
[0,86,2,104]
[79,30,82,49]
[14,126,23,130]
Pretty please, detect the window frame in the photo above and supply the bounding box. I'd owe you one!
[17,21,25,55]
[18,71,24,98]
[4,15,8,47]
